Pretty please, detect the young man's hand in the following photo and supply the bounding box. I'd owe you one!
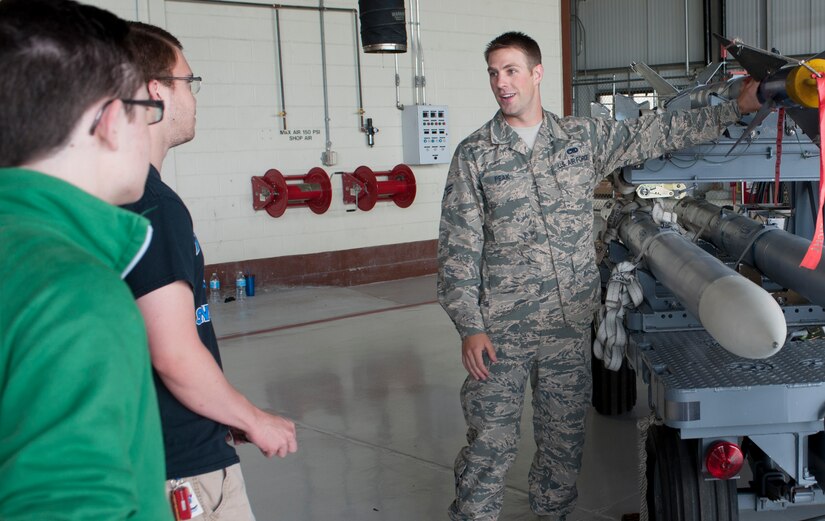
[246,410,298,458]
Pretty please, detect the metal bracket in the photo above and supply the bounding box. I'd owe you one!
[636,183,688,199]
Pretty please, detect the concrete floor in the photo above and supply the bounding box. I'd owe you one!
[211,275,825,521]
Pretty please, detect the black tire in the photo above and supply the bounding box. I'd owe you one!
[591,348,637,415]
[645,425,739,521]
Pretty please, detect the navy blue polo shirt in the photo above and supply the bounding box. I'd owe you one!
[123,165,239,479]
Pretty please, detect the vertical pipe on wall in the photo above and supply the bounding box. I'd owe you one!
[717,0,727,74]
[720,0,726,40]
[394,55,404,110]
[685,0,690,74]
[809,0,813,55]
[755,0,762,48]
[570,0,577,115]
[408,0,419,105]
[703,0,712,64]
[405,0,427,106]
[414,0,426,104]
[318,0,333,163]
[562,0,572,116]
[351,10,366,131]
[274,8,288,130]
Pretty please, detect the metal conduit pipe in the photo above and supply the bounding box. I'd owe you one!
[702,0,712,64]
[413,0,425,104]
[318,0,333,165]
[720,0,726,50]
[351,11,366,132]
[408,0,419,105]
[405,0,427,105]
[394,54,403,110]
[273,9,287,130]
[684,0,690,75]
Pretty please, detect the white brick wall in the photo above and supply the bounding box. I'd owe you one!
[84,0,563,264]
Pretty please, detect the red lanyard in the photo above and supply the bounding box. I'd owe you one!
[799,75,825,269]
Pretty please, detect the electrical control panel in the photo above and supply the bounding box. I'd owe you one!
[402,105,449,165]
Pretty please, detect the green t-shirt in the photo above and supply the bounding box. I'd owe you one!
[0,168,170,520]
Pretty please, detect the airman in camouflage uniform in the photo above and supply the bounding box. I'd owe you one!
[438,31,760,521]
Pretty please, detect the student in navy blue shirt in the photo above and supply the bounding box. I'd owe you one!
[123,23,297,520]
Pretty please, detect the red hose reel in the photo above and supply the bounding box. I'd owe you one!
[342,164,416,211]
[251,167,332,218]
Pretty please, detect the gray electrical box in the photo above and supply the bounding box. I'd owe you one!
[402,105,449,165]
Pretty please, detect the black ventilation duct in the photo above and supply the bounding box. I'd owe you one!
[358,0,406,53]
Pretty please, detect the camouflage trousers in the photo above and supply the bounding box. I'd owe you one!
[448,325,592,520]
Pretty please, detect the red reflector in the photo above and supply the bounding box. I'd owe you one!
[705,441,744,480]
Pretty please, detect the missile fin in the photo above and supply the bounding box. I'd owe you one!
[786,108,821,148]
[613,93,643,121]
[714,33,794,80]
[630,61,679,98]
[695,61,723,85]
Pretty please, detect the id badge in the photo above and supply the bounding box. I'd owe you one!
[172,481,204,520]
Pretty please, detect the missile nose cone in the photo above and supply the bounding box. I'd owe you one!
[698,276,787,359]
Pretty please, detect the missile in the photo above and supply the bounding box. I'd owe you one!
[716,34,824,149]
[673,197,825,309]
[630,60,746,112]
[617,209,787,359]
[629,36,824,147]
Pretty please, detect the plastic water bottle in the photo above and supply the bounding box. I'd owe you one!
[209,273,221,304]
[235,271,246,301]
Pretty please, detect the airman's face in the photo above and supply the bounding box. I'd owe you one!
[487,47,543,127]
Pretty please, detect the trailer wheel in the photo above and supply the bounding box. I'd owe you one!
[645,425,739,521]
[591,349,637,415]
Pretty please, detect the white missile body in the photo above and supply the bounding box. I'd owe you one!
[618,211,786,358]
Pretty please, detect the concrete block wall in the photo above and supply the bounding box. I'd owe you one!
[85,0,563,266]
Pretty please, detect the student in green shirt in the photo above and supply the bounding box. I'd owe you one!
[0,1,170,519]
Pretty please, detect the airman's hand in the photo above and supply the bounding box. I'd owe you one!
[737,77,761,114]
[461,333,497,380]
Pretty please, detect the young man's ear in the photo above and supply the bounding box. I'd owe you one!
[147,79,163,101]
[93,99,124,151]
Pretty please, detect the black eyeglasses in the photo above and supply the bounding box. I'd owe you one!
[156,75,202,95]
[88,98,165,135]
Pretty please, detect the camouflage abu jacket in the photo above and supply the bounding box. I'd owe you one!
[437,101,741,339]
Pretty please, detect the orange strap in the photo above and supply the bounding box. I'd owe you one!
[799,75,825,270]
